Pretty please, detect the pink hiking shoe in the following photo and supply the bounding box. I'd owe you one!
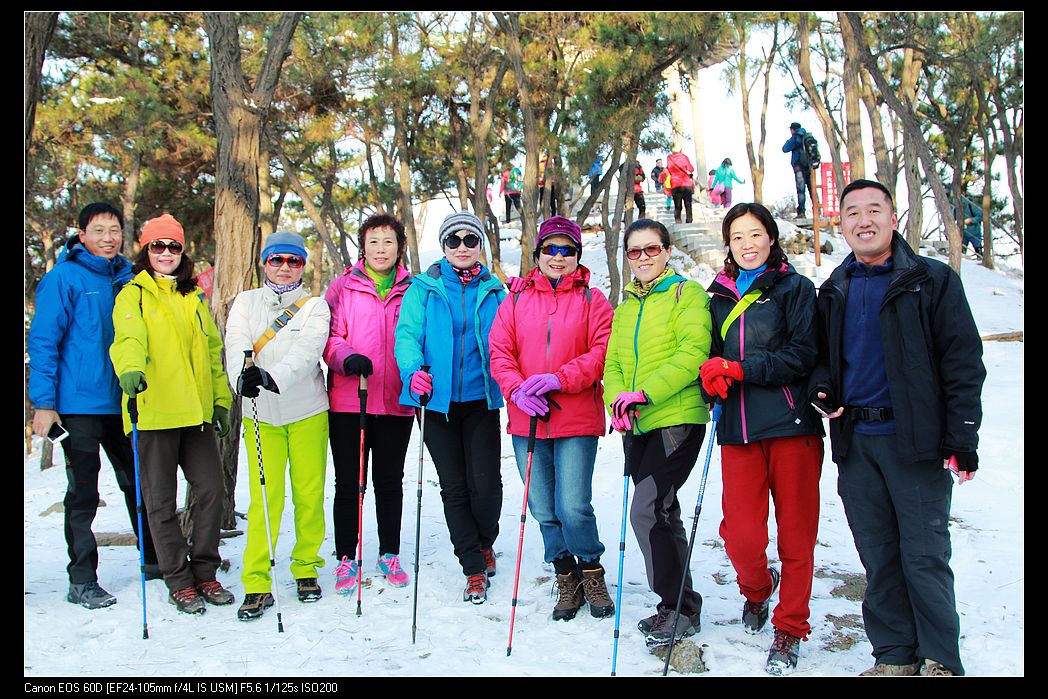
[334,556,359,596]
[377,553,409,588]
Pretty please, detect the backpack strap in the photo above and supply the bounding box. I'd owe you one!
[252,296,312,356]
[720,289,762,340]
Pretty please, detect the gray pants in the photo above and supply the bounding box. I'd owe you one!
[837,433,963,675]
[138,424,224,592]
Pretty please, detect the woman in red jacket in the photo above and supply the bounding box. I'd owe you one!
[324,214,415,597]
[489,216,615,622]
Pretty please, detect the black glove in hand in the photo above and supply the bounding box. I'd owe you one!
[343,354,374,377]
[809,388,838,415]
[950,451,979,473]
[238,366,278,398]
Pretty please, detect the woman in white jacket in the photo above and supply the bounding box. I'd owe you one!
[224,231,331,621]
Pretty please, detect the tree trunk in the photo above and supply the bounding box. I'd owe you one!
[798,14,846,198]
[838,12,866,181]
[843,13,964,274]
[393,118,420,274]
[199,11,300,531]
[24,12,57,169]
[900,48,923,249]
[311,236,324,295]
[858,68,893,194]
[258,145,274,240]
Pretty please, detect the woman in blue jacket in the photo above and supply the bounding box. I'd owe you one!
[394,211,507,605]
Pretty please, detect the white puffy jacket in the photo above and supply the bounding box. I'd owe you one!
[224,285,330,426]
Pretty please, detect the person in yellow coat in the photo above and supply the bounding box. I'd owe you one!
[224,231,331,620]
[110,214,234,616]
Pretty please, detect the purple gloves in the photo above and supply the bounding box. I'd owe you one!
[511,388,549,417]
[611,390,648,421]
[410,370,433,397]
[610,412,632,432]
[519,373,561,397]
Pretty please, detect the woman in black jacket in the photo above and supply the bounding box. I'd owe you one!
[700,202,823,675]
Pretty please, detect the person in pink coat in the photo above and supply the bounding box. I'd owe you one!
[324,214,415,597]
[489,216,616,622]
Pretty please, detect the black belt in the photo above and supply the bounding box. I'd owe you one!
[848,406,894,422]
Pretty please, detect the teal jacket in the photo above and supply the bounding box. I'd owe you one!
[395,260,507,414]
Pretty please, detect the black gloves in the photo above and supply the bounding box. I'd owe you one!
[238,366,279,398]
[343,354,374,377]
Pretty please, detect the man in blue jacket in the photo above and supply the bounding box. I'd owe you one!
[810,180,985,676]
[28,202,158,609]
[782,122,814,218]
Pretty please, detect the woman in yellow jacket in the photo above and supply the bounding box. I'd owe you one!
[110,214,234,616]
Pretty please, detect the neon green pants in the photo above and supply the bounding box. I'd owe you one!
[241,411,328,593]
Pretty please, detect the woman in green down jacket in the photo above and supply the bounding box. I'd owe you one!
[110,214,234,616]
[603,218,713,649]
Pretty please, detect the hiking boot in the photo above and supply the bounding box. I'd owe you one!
[859,662,920,676]
[334,556,359,596]
[169,586,206,614]
[580,566,615,618]
[377,553,409,588]
[765,628,801,675]
[644,606,700,648]
[237,592,274,621]
[296,577,322,603]
[552,572,583,621]
[742,566,780,634]
[196,579,234,605]
[481,548,497,578]
[463,573,490,605]
[142,563,163,581]
[637,612,659,633]
[920,660,954,676]
[67,582,116,610]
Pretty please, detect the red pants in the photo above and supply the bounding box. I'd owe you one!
[719,434,823,638]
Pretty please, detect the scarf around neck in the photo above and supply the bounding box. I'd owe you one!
[627,266,674,300]
[264,279,303,294]
[454,261,483,285]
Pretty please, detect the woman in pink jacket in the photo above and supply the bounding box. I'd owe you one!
[489,216,615,622]
[324,214,415,596]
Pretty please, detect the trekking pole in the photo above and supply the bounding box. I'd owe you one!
[609,411,635,676]
[243,350,284,633]
[355,375,369,617]
[661,402,721,676]
[411,365,431,645]
[128,396,149,640]
[506,397,559,657]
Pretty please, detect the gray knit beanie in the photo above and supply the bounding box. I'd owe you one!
[438,211,485,249]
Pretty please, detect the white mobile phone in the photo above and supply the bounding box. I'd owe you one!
[47,422,70,444]
[810,401,830,418]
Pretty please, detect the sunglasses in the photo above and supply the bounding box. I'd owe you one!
[147,240,184,254]
[625,244,667,260]
[540,243,578,258]
[445,233,481,249]
[266,254,305,269]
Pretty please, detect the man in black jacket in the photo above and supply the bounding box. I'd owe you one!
[810,179,984,677]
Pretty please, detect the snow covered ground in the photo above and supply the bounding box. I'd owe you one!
[24,215,1023,677]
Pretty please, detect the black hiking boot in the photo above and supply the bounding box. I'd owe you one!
[644,606,700,648]
[296,578,322,603]
[742,566,780,634]
[67,582,117,610]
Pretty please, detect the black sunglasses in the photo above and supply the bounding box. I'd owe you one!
[625,244,667,260]
[266,254,305,269]
[540,243,578,258]
[445,233,481,249]
[147,240,184,254]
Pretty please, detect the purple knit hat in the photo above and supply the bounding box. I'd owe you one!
[535,216,583,259]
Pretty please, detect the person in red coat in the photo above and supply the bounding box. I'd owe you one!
[489,216,615,622]
[666,146,696,224]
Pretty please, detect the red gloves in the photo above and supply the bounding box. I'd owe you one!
[700,358,744,399]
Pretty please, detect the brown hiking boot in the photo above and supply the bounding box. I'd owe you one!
[581,566,615,618]
[859,662,920,676]
[919,660,954,676]
[237,592,274,621]
[195,579,234,605]
[552,572,583,621]
[169,586,206,615]
[296,577,322,603]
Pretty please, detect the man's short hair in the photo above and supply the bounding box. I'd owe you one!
[78,202,124,231]
[840,179,894,210]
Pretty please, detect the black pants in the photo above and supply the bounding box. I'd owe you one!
[137,424,224,592]
[60,414,157,584]
[625,424,706,614]
[539,185,558,217]
[504,193,522,223]
[330,412,414,559]
[633,192,647,218]
[837,433,964,675]
[672,186,694,223]
[423,400,503,576]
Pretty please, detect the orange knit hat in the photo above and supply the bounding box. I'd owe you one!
[139,214,185,246]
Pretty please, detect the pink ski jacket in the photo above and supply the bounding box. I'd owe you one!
[324,260,414,417]
[666,151,695,189]
[489,264,613,439]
